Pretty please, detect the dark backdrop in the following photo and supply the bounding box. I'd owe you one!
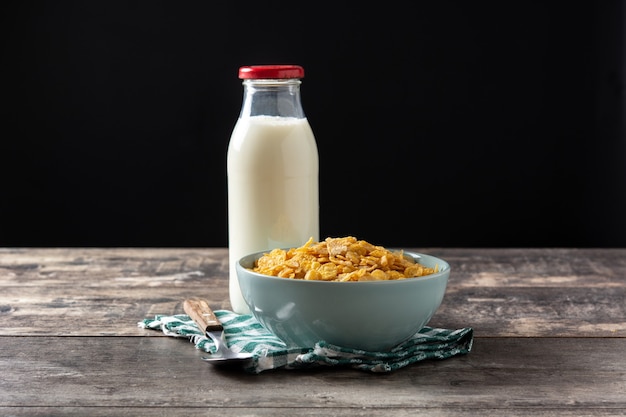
[2,2,625,248]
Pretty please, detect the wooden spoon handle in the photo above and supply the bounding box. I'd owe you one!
[183,299,223,332]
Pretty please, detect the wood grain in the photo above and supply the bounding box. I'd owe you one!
[1,248,624,337]
[0,337,624,412]
[1,248,625,416]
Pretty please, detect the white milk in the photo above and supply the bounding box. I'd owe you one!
[227,115,319,314]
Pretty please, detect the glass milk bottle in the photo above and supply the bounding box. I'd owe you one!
[227,65,319,314]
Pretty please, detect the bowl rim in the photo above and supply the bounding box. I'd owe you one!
[237,249,450,285]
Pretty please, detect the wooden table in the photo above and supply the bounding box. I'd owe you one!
[1,248,625,416]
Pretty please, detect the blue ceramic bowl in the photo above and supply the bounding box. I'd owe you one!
[236,250,450,352]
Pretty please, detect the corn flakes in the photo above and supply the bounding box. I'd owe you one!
[250,236,438,281]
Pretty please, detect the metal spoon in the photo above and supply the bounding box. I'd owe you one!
[183,299,253,365]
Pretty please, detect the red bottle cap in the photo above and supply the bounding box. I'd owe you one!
[238,65,305,79]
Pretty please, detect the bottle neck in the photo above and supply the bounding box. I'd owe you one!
[239,79,305,119]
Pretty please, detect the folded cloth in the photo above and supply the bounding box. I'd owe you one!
[138,310,473,374]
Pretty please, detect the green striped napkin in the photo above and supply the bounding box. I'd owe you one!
[138,310,473,373]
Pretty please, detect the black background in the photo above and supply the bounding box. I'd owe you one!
[2,2,625,248]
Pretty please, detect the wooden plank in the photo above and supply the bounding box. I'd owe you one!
[0,248,230,336]
[0,406,626,417]
[434,247,626,337]
[0,336,624,411]
[1,248,625,416]
[0,407,624,417]
[1,248,625,337]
